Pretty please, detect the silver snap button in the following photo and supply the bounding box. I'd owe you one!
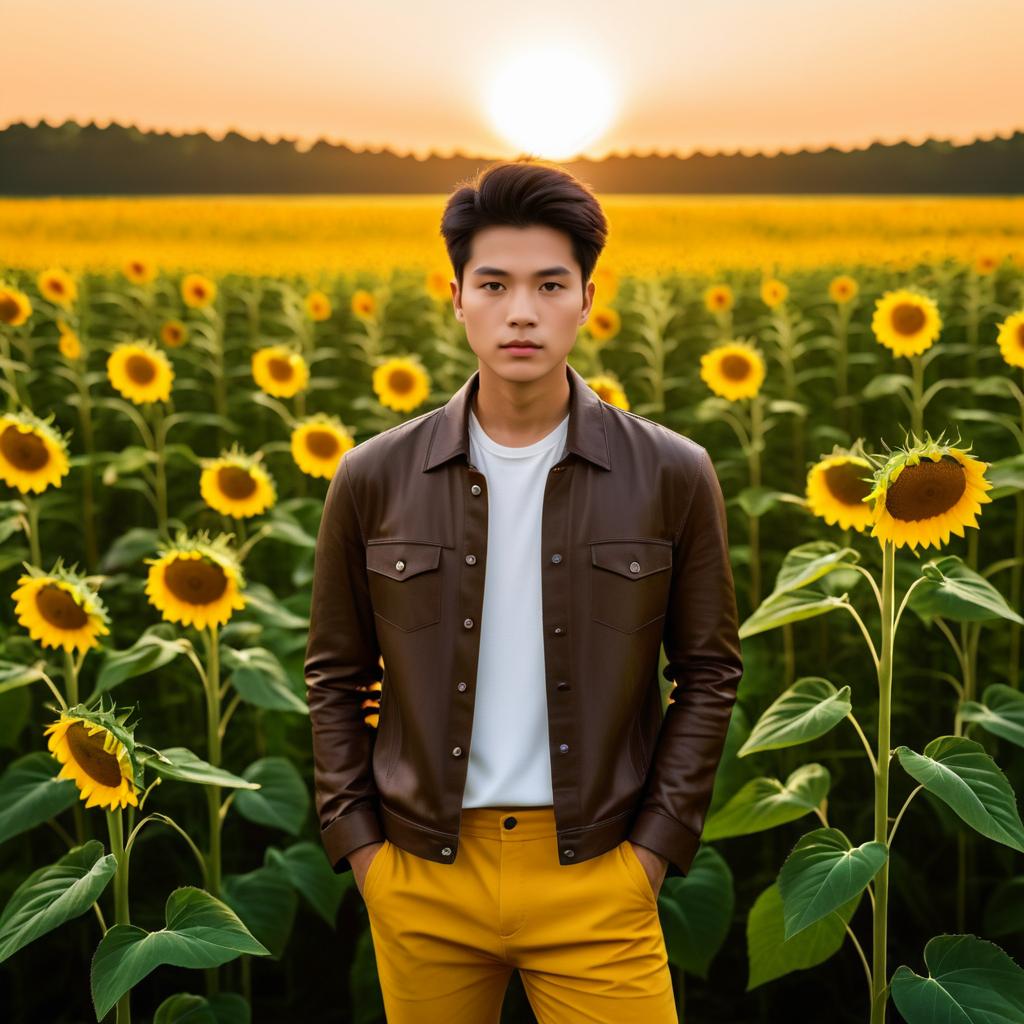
[470,484,481,495]
[442,846,452,856]
[551,553,562,564]
[629,561,640,573]
[457,681,467,692]
[563,849,574,858]
[465,554,476,565]
[452,746,462,756]
[463,618,474,629]
[559,743,569,753]
[396,560,406,571]
[553,626,563,635]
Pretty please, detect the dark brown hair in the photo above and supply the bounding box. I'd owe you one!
[439,158,609,296]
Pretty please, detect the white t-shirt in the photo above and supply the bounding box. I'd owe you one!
[461,405,570,809]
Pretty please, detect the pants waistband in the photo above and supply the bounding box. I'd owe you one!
[459,805,557,840]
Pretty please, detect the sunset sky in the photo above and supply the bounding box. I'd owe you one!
[6,0,1022,161]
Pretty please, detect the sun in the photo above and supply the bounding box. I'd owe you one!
[485,47,617,160]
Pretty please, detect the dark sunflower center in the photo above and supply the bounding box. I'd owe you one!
[884,456,966,522]
[720,354,752,381]
[217,465,257,499]
[267,356,294,381]
[131,262,144,275]
[596,314,611,329]
[125,353,157,384]
[305,429,340,459]
[49,278,66,294]
[66,721,124,787]
[890,303,926,336]
[388,369,414,394]
[191,285,207,299]
[0,295,20,321]
[166,325,182,341]
[164,557,228,605]
[823,462,873,506]
[1016,323,1024,350]
[0,424,50,470]
[37,583,89,630]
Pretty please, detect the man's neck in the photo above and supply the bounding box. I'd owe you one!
[472,362,570,449]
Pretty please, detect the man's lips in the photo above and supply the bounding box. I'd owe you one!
[500,342,541,348]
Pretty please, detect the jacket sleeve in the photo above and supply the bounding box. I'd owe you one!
[305,450,386,875]
[628,445,743,877]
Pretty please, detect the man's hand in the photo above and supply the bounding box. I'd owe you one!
[350,840,386,897]
[630,841,668,898]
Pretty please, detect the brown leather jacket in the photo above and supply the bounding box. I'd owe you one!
[305,362,743,880]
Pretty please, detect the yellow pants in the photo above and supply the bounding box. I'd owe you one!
[362,805,679,1023]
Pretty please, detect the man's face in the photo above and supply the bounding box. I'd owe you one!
[451,223,595,383]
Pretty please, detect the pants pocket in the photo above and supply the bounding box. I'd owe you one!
[362,838,392,900]
[618,839,658,904]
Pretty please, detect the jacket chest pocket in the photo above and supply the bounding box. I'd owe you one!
[590,539,673,634]
[366,540,443,632]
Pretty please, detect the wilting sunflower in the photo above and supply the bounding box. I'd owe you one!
[145,529,246,631]
[761,278,789,309]
[199,445,276,518]
[0,285,32,326]
[829,275,859,304]
[44,703,139,811]
[251,344,310,398]
[37,267,77,308]
[586,373,630,410]
[587,306,621,342]
[181,272,217,309]
[351,289,377,320]
[372,356,431,413]
[973,254,999,276]
[123,258,157,285]
[290,414,354,479]
[0,410,71,493]
[700,341,766,402]
[160,319,188,347]
[871,288,942,358]
[864,432,992,552]
[805,449,874,532]
[305,289,332,321]
[995,310,1024,369]
[425,270,451,302]
[12,559,111,654]
[57,319,82,360]
[107,339,174,404]
[704,284,734,314]
[592,265,619,302]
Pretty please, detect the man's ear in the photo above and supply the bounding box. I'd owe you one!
[579,278,596,324]
[451,279,463,321]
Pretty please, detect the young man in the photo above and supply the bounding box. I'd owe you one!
[305,159,743,1023]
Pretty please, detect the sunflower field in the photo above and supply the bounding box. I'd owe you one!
[0,195,1023,1024]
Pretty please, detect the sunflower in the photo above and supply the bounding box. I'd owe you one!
[761,278,789,308]
[123,258,157,285]
[699,341,766,402]
[591,265,619,302]
[805,449,874,532]
[305,289,332,321]
[973,254,999,276]
[425,270,451,302]
[145,529,246,631]
[0,285,32,326]
[0,410,71,493]
[57,319,82,360]
[586,373,630,410]
[199,445,276,519]
[829,275,859,304]
[351,289,377,319]
[290,414,354,479]
[107,339,174,404]
[871,288,942,358]
[12,559,111,653]
[587,306,621,342]
[864,432,992,552]
[37,267,77,308]
[372,356,431,413]
[44,703,139,811]
[160,319,188,347]
[995,310,1024,369]
[181,273,217,309]
[359,669,384,728]
[251,344,309,398]
[704,284,734,314]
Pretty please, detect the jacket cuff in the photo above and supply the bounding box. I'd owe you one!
[629,808,701,878]
[320,805,386,875]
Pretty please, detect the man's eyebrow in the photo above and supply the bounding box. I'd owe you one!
[470,266,573,277]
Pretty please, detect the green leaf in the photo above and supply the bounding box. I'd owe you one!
[910,555,1024,625]
[221,867,297,959]
[0,752,79,845]
[735,487,787,518]
[739,589,848,639]
[862,373,911,399]
[772,542,862,596]
[960,685,1024,748]
[222,646,308,714]
[738,678,852,756]
[895,736,1024,852]
[139,747,261,790]
[263,842,349,928]
[701,763,830,840]
[986,453,1024,500]
[237,582,308,630]
[0,841,116,963]
[263,514,316,549]
[153,992,251,1024]
[746,881,859,989]
[91,886,270,1020]
[234,758,309,834]
[0,660,47,696]
[891,934,1024,1023]
[98,527,161,573]
[93,625,190,697]
[777,828,886,939]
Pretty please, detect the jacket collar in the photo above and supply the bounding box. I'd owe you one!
[423,361,611,472]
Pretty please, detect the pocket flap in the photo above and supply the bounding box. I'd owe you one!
[591,539,672,580]
[367,541,442,581]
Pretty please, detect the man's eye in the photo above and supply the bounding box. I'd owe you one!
[482,282,502,291]
[542,282,563,291]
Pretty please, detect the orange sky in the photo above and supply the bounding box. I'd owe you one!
[6,0,1022,160]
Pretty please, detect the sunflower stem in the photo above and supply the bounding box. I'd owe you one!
[105,807,132,1024]
[25,495,41,568]
[63,651,88,844]
[909,355,924,436]
[202,624,223,998]
[748,394,764,609]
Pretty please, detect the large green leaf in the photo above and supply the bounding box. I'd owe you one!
[263,842,350,928]
[237,582,308,631]
[777,827,887,939]
[138,747,261,790]
[910,556,1024,625]
[234,758,308,834]
[739,589,849,639]
[891,934,1024,1023]
[738,678,852,756]
[746,881,859,989]
[701,763,830,841]
[0,751,79,845]
[0,841,116,963]
[221,867,297,959]
[959,685,1024,748]
[895,736,1024,852]
[93,625,190,697]
[153,992,250,1024]
[0,660,47,697]
[986,453,1024,500]
[771,542,862,596]
[91,886,270,1020]
[221,646,307,714]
